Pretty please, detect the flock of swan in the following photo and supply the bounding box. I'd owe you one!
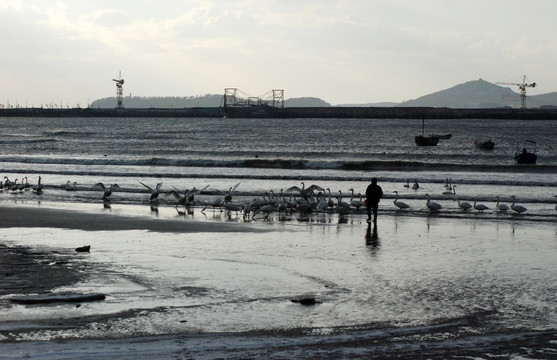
[0,177,365,217]
[393,189,534,214]
[2,176,557,217]
[417,180,544,215]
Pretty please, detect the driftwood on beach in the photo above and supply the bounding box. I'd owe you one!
[10,292,106,305]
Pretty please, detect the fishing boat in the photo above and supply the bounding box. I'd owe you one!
[515,140,537,164]
[414,119,440,146]
[474,139,495,149]
[415,135,439,146]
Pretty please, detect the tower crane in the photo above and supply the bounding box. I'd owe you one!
[112,71,125,109]
[496,75,536,109]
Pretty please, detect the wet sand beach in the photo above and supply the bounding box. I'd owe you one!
[1,203,557,359]
[0,205,264,233]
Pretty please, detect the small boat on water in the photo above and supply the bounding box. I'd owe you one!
[515,140,537,164]
[414,120,450,146]
[415,135,439,146]
[475,139,495,149]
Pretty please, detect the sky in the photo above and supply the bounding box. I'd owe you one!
[1,0,556,107]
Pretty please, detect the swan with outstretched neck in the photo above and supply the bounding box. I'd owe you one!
[393,191,410,210]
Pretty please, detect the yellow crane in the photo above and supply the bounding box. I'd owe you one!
[496,75,536,109]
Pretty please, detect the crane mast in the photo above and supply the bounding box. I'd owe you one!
[112,71,125,109]
[496,75,536,109]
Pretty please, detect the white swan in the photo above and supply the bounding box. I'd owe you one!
[257,204,276,219]
[412,180,419,190]
[442,186,455,196]
[425,194,441,212]
[9,178,19,192]
[94,183,120,200]
[169,190,188,206]
[337,190,352,210]
[349,188,364,210]
[16,179,25,192]
[393,191,410,209]
[452,186,472,210]
[223,201,241,216]
[326,188,335,209]
[315,192,329,213]
[510,196,527,214]
[442,182,455,196]
[336,202,351,217]
[202,197,224,213]
[242,203,253,218]
[65,181,78,191]
[171,184,209,207]
[496,196,509,213]
[3,176,15,188]
[473,200,489,213]
[23,177,31,190]
[33,176,44,194]
[225,182,241,202]
[140,181,163,202]
[212,182,241,203]
[457,199,472,210]
[287,182,324,200]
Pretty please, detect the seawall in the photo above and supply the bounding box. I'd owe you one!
[2,106,557,119]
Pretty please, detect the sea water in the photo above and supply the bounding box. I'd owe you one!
[1,117,556,214]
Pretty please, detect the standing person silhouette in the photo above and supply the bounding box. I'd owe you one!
[365,178,383,223]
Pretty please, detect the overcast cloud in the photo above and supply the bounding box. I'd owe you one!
[1,0,555,107]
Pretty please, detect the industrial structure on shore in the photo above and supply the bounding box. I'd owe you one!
[496,75,536,109]
[222,88,284,109]
[112,72,125,110]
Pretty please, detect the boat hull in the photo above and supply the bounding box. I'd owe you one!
[515,152,537,164]
[414,136,439,146]
[475,140,495,149]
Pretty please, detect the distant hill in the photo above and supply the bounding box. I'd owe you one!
[399,79,557,108]
[399,79,514,108]
[529,92,557,108]
[284,97,331,107]
[90,95,223,109]
[91,95,331,108]
[336,102,399,107]
[90,79,557,109]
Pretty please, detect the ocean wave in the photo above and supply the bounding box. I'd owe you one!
[2,167,557,190]
[42,130,96,137]
[2,155,557,174]
[0,139,57,145]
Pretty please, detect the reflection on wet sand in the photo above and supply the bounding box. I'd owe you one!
[365,222,380,255]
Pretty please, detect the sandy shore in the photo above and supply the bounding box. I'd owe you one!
[1,203,557,359]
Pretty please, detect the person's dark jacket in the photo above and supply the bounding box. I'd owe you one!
[366,184,383,205]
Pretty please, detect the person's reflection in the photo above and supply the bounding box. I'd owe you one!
[365,222,380,254]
